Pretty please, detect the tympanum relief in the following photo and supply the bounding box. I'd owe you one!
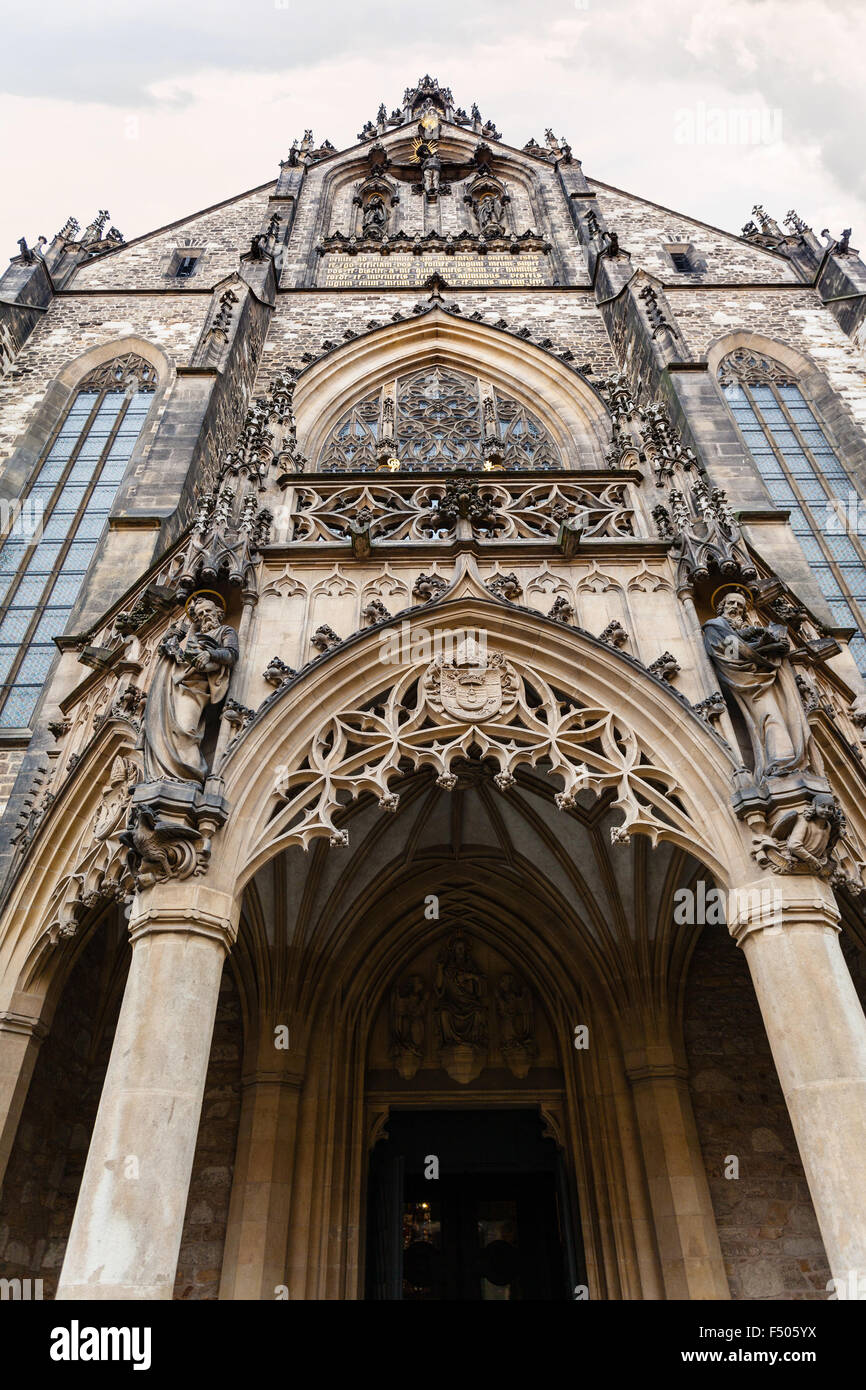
[379,932,544,1086]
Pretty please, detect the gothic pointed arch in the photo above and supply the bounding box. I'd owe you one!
[292,308,612,470]
[208,591,752,898]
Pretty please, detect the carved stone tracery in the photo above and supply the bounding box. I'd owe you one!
[266,639,705,856]
[291,477,635,542]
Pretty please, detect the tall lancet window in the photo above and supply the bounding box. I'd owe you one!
[719,347,866,674]
[319,366,561,473]
[0,353,157,727]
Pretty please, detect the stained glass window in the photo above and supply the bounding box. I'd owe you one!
[319,367,560,473]
[0,354,157,727]
[719,347,866,673]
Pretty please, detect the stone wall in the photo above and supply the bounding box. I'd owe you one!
[0,746,26,820]
[0,294,207,467]
[667,285,866,431]
[590,182,796,283]
[254,289,618,393]
[684,922,831,1300]
[70,188,274,291]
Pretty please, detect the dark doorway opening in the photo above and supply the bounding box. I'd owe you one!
[365,1108,577,1300]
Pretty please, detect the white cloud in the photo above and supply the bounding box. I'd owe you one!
[0,0,863,260]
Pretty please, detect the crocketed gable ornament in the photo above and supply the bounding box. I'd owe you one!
[424,636,518,721]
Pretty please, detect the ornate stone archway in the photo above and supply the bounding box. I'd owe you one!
[2,566,866,1301]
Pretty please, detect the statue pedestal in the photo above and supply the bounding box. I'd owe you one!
[439,1042,486,1085]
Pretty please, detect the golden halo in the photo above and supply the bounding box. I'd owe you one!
[710,582,754,610]
[184,589,226,617]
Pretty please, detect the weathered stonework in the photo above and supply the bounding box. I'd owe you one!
[0,75,865,1305]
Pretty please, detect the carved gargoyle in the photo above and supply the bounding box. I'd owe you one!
[413,572,449,602]
[362,598,392,625]
[310,624,342,653]
[486,572,523,602]
[119,804,203,891]
[599,620,628,649]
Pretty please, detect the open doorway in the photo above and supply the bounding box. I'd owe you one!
[366,1108,577,1300]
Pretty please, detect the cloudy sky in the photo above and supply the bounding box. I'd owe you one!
[1,0,863,255]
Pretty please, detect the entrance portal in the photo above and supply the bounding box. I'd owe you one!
[366,1109,575,1300]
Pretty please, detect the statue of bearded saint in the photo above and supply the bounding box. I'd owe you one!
[138,594,239,784]
[702,591,818,783]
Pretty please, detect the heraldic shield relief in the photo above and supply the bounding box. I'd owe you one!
[423,636,519,722]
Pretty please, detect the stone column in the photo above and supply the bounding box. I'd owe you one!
[218,1056,304,1300]
[624,1034,731,1300]
[55,883,239,1301]
[730,875,866,1295]
[0,1002,48,1194]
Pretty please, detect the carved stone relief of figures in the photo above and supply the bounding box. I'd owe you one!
[382,937,543,1084]
[390,974,428,1080]
[702,591,819,785]
[496,971,537,1078]
[137,592,239,785]
[434,931,487,1084]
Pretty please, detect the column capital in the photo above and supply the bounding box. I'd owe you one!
[625,1061,689,1084]
[0,1011,49,1041]
[727,874,840,944]
[128,882,240,952]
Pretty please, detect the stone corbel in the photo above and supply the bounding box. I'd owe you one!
[122,777,230,892]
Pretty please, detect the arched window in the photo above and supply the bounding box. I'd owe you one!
[719,347,866,673]
[0,353,157,727]
[319,366,561,472]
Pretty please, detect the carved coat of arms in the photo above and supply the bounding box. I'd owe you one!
[425,638,518,722]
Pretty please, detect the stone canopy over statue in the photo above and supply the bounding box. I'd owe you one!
[702,591,817,783]
[137,593,239,784]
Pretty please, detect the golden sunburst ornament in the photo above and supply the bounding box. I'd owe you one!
[411,135,438,162]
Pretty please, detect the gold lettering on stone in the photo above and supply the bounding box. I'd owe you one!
[318,251,551,288]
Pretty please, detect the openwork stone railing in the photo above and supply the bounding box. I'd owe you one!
[287,473,641,544]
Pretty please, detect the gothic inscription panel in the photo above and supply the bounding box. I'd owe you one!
[318,251,552,289]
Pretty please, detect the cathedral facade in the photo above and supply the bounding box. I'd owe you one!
[0,77,865,1301]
